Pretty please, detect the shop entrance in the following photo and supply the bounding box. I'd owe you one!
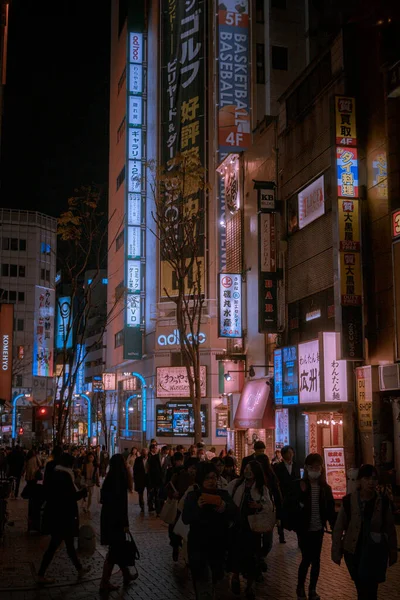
[304,411,344,456]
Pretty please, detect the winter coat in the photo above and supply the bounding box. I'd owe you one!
[42,467,86,537]
[133,456,148,491]
[283,478,336,534]
[332,491,398,565]
[100,481,129,546]
[273,460,301,496]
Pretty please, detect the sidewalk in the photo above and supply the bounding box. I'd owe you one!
[1,491,400,599]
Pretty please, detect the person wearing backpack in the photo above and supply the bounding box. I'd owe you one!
[332,464,397,599]
[285,453,336,600]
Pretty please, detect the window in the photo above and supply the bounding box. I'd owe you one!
[116,230,124,251]
[18,265,25,277]
[115,281,125,301]
[115,330,124,348]
[9,291,16,302]
[18,292,25,302]
[10,238,18,251]
[16,375,23,387]
[1,238,9,250]
[46,270,50,281]
[19,239,26,251]
[41,268,45,280]
[117,116,126,143]
[271,0,286,8]
[41,242,51,255]
[118,67,126,95]
[256,0,265,22]
[0,289,8,300]
[1,264,9,276]
[116,165,126,191]
[14,319,24,331]
[256,44,266,84]
[272,45,288,70]
[10,264,17,277]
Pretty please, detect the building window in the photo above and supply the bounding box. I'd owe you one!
[19,239,26,251]
[1,238,9,250]
[41,242,51,255]
[15,318,24,331]
[117,116,126,143]
[16,375,23,387]
[271,0,286,8]
[118,66,126,95]
[272,45,288,70]
[256,44,266,84]
[115,330,124,348]
[256,0,265,22]
[10,238,18,251]
[18,265,25,277]
[18,292,25,302]
[10,264,17,277]
[116,230,124,251]
[115,281,125,301]
[1,264,9,276]
[116,165,126,191]
[9,291,16,302]
[0,289,8,300]
[46,270,50,281]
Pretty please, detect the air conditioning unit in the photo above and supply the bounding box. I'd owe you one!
[379,364,400,391]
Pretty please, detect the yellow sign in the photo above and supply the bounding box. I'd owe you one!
[338,198,360,252]
[340,252,362,306]
[335,96,357,146]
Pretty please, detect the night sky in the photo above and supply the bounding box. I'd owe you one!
[0,0,111,217]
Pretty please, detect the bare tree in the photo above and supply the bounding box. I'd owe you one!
[54,185,123,445]
[149,154,207,443]
[97,390,118,451]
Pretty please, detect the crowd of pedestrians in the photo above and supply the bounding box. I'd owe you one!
[0,440,398,599]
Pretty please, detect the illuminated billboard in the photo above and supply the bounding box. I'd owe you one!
[33,286,55,377]
[0,304,13,403]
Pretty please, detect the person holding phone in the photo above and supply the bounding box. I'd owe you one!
[182,463,238,600]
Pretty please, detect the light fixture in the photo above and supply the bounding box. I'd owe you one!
[224,373,232,382]
[24,393,31,398]
[129,407,134,412]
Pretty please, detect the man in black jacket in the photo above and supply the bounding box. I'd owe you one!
[240,440,269,476]
[147,444,170,514]
[273,445,301,543]
[133,448,148,512]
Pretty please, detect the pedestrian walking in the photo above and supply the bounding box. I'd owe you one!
[82,452,100,513]
[100,453,138,592]
[37,453,90,585]
[254,453,282,570]
[126,447,138,479]
[147,443,169,514]
[133,447,149,512]
[332,464,397,600]
[240,440,269,476]
[99,445,110,478]
[222,456,238,484]
[274,444,301,543]
[285,453,336,600]
[210,456,228,489]
[183,463,238,600]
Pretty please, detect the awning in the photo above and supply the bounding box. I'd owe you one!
[234,379,274,430]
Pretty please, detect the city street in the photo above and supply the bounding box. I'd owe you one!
[1,491,400,600]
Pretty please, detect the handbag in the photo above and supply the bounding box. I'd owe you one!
[248,509,276,533]
[159,482,178,525]
[118,531,140,567]
[173,514,190,541]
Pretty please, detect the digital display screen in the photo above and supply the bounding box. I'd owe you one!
[282,345,299,405]
[156,403,207,437]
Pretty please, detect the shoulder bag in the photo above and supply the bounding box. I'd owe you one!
[159,482,178,525]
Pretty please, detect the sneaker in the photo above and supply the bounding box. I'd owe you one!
[231,577,240,596]
[309,590,321,600]
[36,576,55,586]
[296,587,307,600]
[77,566,91,579]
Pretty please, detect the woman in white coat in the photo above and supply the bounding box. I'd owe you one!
[228,460,274,600]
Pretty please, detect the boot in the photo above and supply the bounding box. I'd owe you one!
[99,560,119,592]
[309,589,321,600]
[122,566,139,587]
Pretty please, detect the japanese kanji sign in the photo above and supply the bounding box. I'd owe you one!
[324,447,346,500]
[335,96,357,146]
[298,339,320,403]
[258,211,277,332]
[321,332,347,402]
[156,366,207,398]
[274,345,299,405]
[33,286,55,377]
[336,147,359,197]
[218,273,242,338]
[298,175,325,229]
[340,252,362,306]
[338,199,360,252]
[356,366,373,432]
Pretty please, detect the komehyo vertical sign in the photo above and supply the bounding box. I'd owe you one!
[335,97,364,360]
[160,0,206,298]
[258,212,277,332]
[0,304,13,404]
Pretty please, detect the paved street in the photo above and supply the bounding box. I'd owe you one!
[1,490,400,600]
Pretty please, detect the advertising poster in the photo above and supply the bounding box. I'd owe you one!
[275,408,289,449]
[298,175,325,229]
[156,403,207,437]
[324,447,347,500]
[336,147,359,198]
[0,304,13,403]
[156,366,207,398]
[219,273,242,337]
[218,1,250,152]
[55,296,73,350]
[298,339,320,403]
[335,96,357,146]
[160,0,205,298]
[356,366,373,432]
[338,199,360,252]
[103,373,116,391]
[282,345,299,404]
[33,286,55,377]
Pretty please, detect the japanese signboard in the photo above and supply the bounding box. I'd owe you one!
[33,286,55,377]
[298,175,325,229]
[274,346,299,405]
[219,273,242,338]
[156,403,207,437]
[356,366,373,432]
[124,15,146,361]
[321,332,347,402]
[160,0,206,298]
[74,344,85,395]
[324,447,347,500]
[275,408,289,449]
[257,183,276,212]
[55,296,73,350]
[218,2,250,152]
[259,213,276,272]
[308,414,318,454]
[393,210,400,240]
[156,366,207,398]
[341,305,364,361]
[258,210,277,332]
[0,304,13,404]
[340,252,362,306]
[103,373,116,391]
[371,150,388,200]
[335,96,357,146]
[338,199,360,252]
[298,339,320,404]
[336,147,359,198]
[224,154,240,214]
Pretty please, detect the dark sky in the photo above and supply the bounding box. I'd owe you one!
[0,0,111,217]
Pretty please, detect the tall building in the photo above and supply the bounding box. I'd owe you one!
[0,209,57,444]
[0,0,10,154]
[106,0,308,452]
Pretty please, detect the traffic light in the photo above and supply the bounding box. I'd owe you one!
[35,406,52,420]
[18,427,24,435]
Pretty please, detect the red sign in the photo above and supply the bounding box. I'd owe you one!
[324,447,347,500]
[0,304,14,403]
[393,210,400,240]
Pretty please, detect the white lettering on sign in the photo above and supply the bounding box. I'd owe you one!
[2,334,9,370]
[157,329,206,347]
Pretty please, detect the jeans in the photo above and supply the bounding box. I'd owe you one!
[297,530,324,591]
[38,534,82,576]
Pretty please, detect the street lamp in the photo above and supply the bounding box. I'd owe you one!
[11,393,31,445]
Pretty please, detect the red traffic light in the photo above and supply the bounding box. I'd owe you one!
[39,408,47,415]
[18,427,24,435]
